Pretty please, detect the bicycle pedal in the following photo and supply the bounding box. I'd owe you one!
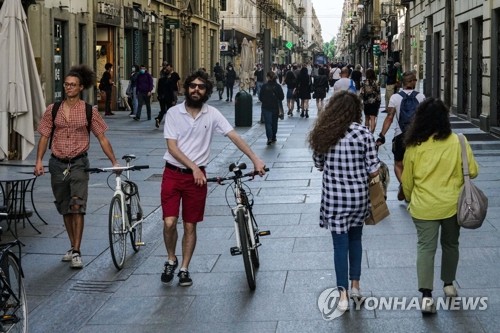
[230,246,242,256]
[258,230,271,236]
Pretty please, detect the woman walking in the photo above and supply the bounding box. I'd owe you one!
[296,67,311,118]
[283,66,297,116]
[309,90,380,310]
[225,63,236,102]
[313,67,329,112]
[259,71,284,145]
[402,98,479,314]
[359,68,381,133]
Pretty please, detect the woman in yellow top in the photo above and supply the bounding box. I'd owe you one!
[402,98,478,314]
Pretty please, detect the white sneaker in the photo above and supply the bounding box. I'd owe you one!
[421,297,437,314]
[70,253,83,269]
[338,299,350,312]
[443,285,458,297]
[61,249,73,262]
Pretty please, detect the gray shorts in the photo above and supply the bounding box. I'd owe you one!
[49,156,90,215]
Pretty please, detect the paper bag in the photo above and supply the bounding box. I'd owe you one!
[365,177,390,225]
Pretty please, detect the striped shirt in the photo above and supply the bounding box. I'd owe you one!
[37,100,108,159]
[313,123,380,234]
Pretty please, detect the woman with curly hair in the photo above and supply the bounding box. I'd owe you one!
[309,90,379,310]
[402,98,479,314]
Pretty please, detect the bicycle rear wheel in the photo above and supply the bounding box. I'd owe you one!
[109,195,127,269]
[237,208,256,290]
[128,192,143,253]
[0,252,27,333]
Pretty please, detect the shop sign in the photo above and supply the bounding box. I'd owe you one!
[98,2,119,18]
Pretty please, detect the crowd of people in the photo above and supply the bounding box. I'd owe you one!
[34,59,479,316]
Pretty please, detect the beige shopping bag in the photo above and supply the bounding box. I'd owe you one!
[365,176,390,225]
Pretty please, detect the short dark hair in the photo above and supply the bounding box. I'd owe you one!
[105,63,113,70]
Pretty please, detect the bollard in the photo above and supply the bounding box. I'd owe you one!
[234,90,253,127]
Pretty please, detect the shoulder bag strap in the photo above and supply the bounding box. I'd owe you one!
[458,133,470,180]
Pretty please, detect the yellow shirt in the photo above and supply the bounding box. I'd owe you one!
[402,133,478,220]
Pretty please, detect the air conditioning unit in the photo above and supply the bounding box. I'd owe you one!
[220,42,229,52]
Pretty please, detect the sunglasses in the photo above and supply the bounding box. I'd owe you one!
[188,83,207,90]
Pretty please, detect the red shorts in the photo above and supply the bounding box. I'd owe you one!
[161,167,207,223]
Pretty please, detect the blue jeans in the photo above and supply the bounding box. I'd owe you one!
[262,108,278,141]
[331,226,363,290]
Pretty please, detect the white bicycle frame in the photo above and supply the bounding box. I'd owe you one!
[232,177,256,252]
[107,162,143,233]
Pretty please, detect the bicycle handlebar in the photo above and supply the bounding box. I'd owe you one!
[85,165,150,173]
[206,167,269,183]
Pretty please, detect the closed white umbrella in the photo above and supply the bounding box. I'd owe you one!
[239,37,252,92]
[0,0,45,160]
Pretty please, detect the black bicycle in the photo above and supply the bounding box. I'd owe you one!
[0,223,27,332]
[207,163,270,290]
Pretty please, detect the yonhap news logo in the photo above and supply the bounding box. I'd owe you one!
[317,288,488,320]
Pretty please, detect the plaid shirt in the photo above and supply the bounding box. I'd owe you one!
[313,123,380,234]
[37,100,108,159]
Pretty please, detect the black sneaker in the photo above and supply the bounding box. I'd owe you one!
[155,118,160,128]
[178,270,193,287]
[161,257,178,285]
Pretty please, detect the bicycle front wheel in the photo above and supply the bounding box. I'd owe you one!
[128,192,143,253]
[0,252,28,333]
[109,195,127,269]
[237,208,256,290]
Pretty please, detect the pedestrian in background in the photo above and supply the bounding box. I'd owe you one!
[133,64,154,121]
[296,66,311,118]
[402,98,479,314]
[225,63,236,102]
[154,63,180,128]
[160,70,266,287]
[384,61,401,109]
[350,64,363,93]
[283,64,298,116]
[360,68,381,133]
[259,71,284,145]
[312,66,329,112]
[376,71,425,201]
[309,90,380,311]
[127,64,139,118]
[254,64,265,97]
[213,62,225,100]
[34,65,119,269]
[99,62,114,116]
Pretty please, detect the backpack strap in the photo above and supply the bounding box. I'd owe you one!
[48,102,93,150]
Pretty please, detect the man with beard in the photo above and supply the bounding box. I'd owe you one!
[160,70,267,287]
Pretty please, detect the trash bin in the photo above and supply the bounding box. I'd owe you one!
[234,90,253,127]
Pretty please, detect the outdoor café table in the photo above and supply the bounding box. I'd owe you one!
[0,160,48,225]
[0,169,40,237]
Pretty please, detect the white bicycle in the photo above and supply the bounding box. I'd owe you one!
[86,154,149,270]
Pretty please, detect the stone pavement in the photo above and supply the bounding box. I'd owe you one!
[5,87,500,332]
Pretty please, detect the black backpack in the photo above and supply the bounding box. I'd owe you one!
[397,91,419,133]
[49,102,93,149]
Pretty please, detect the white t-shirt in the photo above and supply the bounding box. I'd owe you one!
[163,101,233,167]
[331,67,341,80]
[388,89,426,136]
[333,78,355,93]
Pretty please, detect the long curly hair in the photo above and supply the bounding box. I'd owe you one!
[66,65,96,89]
[183,69,214,100]
[404,97,452,147]
[308,90,363,153]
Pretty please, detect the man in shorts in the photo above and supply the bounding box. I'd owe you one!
[161,70,266,287]
[376,71,425,200]
[34,65,119,269]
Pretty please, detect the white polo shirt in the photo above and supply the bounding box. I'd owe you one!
[333,78,354,93]
[163,101,233,167]
[388,89,426,136]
